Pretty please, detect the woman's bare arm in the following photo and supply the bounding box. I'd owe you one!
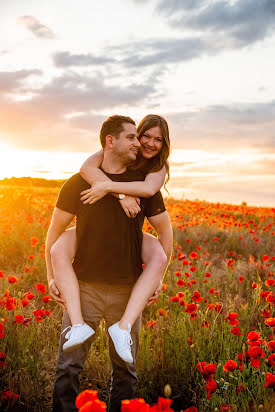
[106,166,166,197]
[80,149,111,184]
[80,165,167,204]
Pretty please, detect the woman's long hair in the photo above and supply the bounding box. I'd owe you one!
[137,114,170,190]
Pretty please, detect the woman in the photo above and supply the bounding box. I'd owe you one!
[51,114,171,363]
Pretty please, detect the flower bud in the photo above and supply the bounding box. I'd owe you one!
[164,384,172,398]
[220,378,225,384]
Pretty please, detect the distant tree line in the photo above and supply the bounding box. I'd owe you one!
[0,177,66,188]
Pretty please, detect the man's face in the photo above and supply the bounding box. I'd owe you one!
[112,123,140,163]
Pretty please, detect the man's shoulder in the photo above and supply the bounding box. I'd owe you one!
[62,173,89,189]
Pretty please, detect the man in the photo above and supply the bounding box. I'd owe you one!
[46,115,173,412]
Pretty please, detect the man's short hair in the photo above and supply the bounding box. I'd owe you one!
[100,115,136,148]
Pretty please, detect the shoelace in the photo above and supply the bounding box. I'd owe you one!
[120,327,133,351]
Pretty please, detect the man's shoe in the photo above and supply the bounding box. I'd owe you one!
[62,323,95,353]
[108,322,133,363]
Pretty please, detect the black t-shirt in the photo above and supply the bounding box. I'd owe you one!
[55,169,166,285]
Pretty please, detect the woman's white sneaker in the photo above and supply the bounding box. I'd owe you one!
[62,323,95,353]
[108,322,133,363]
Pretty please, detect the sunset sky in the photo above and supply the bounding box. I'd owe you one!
[1,0,274,206]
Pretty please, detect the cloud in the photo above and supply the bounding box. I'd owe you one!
[17,15,56,39]
[165,100,275,151]
[157,0,275,47]
[53,51,115,67]
[121,37,209,67]
[0,70,157,150]
[0,69,42,93]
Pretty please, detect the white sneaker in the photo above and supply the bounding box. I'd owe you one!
[62,323,95,353]
[108,322,133,363]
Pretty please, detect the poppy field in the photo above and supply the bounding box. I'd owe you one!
[0,184,274,411]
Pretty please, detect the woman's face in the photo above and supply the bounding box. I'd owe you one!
[139,126,163,159]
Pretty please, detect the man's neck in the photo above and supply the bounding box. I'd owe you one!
[101,152,127,174]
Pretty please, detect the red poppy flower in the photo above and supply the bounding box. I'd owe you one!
[205,272,211,277]
[202,320,210,328]
[177,252,185,260]
[252,282,258,289]
[21,300,29,307]
[268,340,275,351]
[25,292,35,300]
[0,389,19,402]
[174,271,181,277]
[260,309,271,317]
[44,309,52,317]
[204,363,216,375]
[196,362,206,372]
[0,351,6,367]
[264,372,275,388]
[189,266,197,272]
[225,312,239,325]
[214,303,223,313]
[223,360,237,371]
[262,254,270,262]
[248,346,265,359]
[121,398,150,412]
[8,276,18,284]
[204,380,217,400]
[177,292,185,298]
[75,390,99,409]
[5,296,18,310]
[185,304,197,314]
[0,323,5,339]
[150,397,173,411]
[0,271,4,279]
[176,279,185,287]
[230,326,242,336]
[239,276,244,283]
[179,300,187,307]
[265,318,275,327]
[247,331,261,341]
[42,295,52,303]
[170,296,179,302]
[146,320,156,328]
[266,354,275,367]
[78,399,107,412]
[189,252,198,259]
[265,279,275,287]
[14,314,24,324]
[33,309,46,322]
[28,255,35,260]
[35,283,46,294]
[191,291,203,302]
[30,236,40,247]
[158,309,168,318]
[182,408,198,412]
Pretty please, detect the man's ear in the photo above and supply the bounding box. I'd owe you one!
[105,134,114,149]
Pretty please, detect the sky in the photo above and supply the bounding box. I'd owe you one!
[0,0,275,206]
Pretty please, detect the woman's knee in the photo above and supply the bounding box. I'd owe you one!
[144,243,167,270]
[51,234,76,264]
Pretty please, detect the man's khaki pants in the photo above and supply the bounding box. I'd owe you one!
[52,280,141,412]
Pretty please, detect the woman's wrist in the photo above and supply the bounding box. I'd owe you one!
[105,181,113,193]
